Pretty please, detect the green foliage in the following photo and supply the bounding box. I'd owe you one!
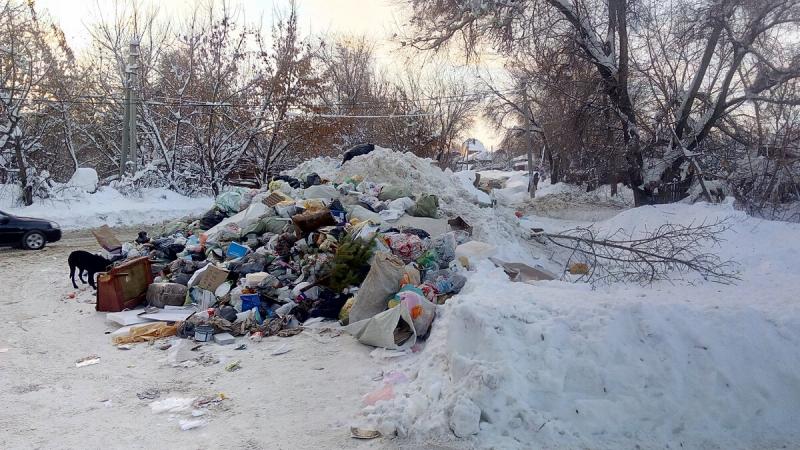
[326,234,375,292]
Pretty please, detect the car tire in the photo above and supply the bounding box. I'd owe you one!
[22,230,47,250]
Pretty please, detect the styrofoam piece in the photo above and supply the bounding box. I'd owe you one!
[106,309,153,326]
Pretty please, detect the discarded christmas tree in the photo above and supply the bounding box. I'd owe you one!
[326,235,374,292]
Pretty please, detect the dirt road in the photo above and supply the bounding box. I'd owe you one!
[0,229,417,450]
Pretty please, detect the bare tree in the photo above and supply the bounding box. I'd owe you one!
[402,0,800,206]
[543,219,740,284]
[0,1,75,205]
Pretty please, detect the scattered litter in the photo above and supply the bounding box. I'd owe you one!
[112,322,178,345]
[270,344,292,356]
[150,397,196,414]
[116,344,133,350]
[137,388,161,400]
[75,355,101,367]
[225,360,242,372]
[195,353,220,367]
[569,262,590,275]
[350,427,381,440]
[234,344,247,350]
[490,257,556,282]
[193,393,227,408]
[363,384,395,406]
[179,419,206,431]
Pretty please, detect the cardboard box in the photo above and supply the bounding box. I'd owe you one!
[195,264,229,292]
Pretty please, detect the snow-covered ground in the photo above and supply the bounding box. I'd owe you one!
[361,200,800,449]
[0,184,212,230]
[2,153,798,449]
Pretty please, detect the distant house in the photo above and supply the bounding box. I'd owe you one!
[512,155,529,171]
[460,138,488,159]
[457,138,497,170]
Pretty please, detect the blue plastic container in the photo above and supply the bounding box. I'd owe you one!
[227,242,249,259]
[240,294,261,312]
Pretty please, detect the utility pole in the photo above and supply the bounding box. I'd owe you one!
[521,78,536,198]
[127,40,140,175]
[120,76,129,177]
[120,41,139,177]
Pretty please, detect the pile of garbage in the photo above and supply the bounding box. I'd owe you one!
[104,148,514,351]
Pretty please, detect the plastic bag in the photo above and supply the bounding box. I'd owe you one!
[407,194,439,218]
[303,184,339,200]
[344,303,416,350]
[387,285,436,337]
[378,185,412,201]
[385,233,425,263]
[215,187,248,215]
[348,252,405,324]
[387,196,415,212]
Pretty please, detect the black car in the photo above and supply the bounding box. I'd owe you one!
[0,210,62,250]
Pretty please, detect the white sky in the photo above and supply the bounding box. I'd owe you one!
[35,0,501,149]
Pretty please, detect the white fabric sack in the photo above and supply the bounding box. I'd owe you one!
[344,304,417,350]
[348,252,405,323]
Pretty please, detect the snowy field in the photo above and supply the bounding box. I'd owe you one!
[1,152,799,449]
[0,184,212,230]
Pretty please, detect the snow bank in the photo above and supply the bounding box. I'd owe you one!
[1,185,212,230]
[366,202,800,449]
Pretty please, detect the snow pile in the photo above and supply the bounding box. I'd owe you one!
[491,171,531,205]
[477,169,527,182]
[286,155,340,179]
[365,202,800,449]
[1,185,212,230]
[452,170,491,205]
[290,147,539,265]
[67,168,99,193]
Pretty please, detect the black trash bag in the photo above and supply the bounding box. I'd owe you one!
[292,297,315,323]
[217,305,238,323]
[402,228,431,240]
[200,207,227,229]
[153,237,185,260]
[227,252,268,276]
[341,143,375,164]
[304,172,322,188]
[272,175,303,189]
[308,289,349,320]
[172,272,192,286]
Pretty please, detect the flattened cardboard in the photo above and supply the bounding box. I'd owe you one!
[195,265,229,292]
[92,225,122,252]
[489,257,556,282]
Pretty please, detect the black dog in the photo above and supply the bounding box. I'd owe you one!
[135,231,150,244]
[68,250,112,289]
[341,143,375,164]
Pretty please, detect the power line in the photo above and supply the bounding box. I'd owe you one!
[6,84,524,109]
